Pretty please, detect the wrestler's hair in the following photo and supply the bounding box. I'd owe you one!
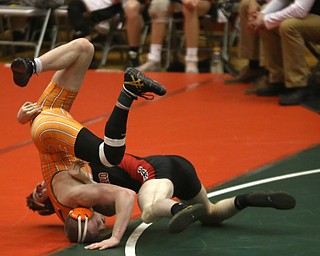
[64,213,99,243]
[26,193,55,216]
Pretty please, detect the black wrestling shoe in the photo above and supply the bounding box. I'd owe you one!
[245,191,296,210]
[11,57,36,87]
[123,67,167,100]
[168,204,206,234]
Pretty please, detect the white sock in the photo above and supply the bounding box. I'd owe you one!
[34,58,43,74]
[148,44,162,62]
[185,48,198,62]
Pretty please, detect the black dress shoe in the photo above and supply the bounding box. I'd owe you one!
[224,66,266,84]
[279,87,309,106]
[256,82,286,96]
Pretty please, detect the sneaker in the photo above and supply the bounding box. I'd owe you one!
[136,60,162,72]
[123,67,167,99]
[224,66,266,84]
[168,204,206,234]
[11,57,36,87]
[245,191,296,210]
[185,61,199,74]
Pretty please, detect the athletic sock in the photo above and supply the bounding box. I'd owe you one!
[117,89,135,110]
[185,47,198,62]
[171,203,188,215]
[102,89,132,166]
[148,44,162,62]
[34,57,43,74]
[234,194,248,210]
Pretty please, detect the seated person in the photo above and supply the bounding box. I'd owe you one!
[137,0,212,73]
[252,0,320,105]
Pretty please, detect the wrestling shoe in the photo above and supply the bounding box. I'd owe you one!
[245,191,296,210]
[11,57,36,87]
[123,67,167,100]
[168,204,206,234]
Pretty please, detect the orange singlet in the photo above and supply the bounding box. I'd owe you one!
[31,82,91,221]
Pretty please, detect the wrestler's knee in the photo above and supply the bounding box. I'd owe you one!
[71,38,94,56]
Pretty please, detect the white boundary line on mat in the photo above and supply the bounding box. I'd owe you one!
[125,168,320,256]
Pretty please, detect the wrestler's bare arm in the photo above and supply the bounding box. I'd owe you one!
[67,183,136,249]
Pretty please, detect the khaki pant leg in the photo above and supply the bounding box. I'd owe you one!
[280,14,320,88]
[260,27,284,83]
[238,0,260,60]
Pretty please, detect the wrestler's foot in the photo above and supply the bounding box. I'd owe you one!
[245,191,296,210]
[11,57,36,87]
[123,67,167,100]
[168,204,206,234]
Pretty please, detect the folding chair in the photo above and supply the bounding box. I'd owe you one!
[0,5,52,57]
[99,14,149,67]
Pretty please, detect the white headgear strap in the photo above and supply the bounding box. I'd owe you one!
[77,215,89,243]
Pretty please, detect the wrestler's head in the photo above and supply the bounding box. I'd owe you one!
[64,207,109,243]
[26,181,55,216]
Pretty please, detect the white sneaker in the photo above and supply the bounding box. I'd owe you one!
[136,61,162,72]
[185,61,199,73]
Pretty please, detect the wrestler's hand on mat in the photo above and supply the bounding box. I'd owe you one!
[17,101,41,124]
[84,236,120,251]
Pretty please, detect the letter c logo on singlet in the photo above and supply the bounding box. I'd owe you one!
[98,172,110,183]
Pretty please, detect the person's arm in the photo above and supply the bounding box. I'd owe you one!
[68,183,135,249]
[261,0,289,14]
[261,0,315,29]
[17,101,42,124]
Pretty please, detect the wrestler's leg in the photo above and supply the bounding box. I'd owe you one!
[75,67,167,167]
[183,187,296,225]
[138,179,176,223]
[169,186,297,233]
[11,38,94,90]
[181,185,239,225]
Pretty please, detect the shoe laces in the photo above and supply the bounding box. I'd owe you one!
[124,74,143,89]
[124,75,155,100]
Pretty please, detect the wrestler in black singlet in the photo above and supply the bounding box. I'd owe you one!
[90,154,202,200]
